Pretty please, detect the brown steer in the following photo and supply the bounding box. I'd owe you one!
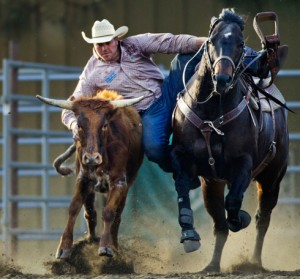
[36,90,144,258]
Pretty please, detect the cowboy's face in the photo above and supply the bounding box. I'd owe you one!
[94,38,120,62]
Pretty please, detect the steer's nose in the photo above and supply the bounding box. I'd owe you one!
[82,152,102,165]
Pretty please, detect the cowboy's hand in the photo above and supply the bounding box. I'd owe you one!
[70,121,80,142]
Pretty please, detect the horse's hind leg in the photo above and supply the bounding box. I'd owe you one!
[251,178,281,267]
[171,149,200,253]
[202,178,228,272]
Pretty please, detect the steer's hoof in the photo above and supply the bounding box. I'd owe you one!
[55,248,72,259]
[181,229,201,253]
[98,246,113,257]
[227,210,251,232]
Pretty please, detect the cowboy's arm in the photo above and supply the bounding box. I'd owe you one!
[62,58,97,140]
[134,33,206,54]
[195,37,207,48]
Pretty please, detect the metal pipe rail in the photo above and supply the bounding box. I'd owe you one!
[1,59,85,250]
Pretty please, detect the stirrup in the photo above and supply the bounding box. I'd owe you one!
[253,12,287,87]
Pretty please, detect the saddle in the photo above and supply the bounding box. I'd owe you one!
[251,79,286,112]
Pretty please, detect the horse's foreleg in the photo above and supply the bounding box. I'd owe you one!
[202,178,228,272]
[225,161,252,232]
[171,150,200,253]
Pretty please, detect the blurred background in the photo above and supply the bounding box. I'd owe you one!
[0,0,299,68]
[0,0,299,275]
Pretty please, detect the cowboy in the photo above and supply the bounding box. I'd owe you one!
[61,19,281,189]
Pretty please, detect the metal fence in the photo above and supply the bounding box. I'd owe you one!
[1,59,300,255]
[0,60,85,255]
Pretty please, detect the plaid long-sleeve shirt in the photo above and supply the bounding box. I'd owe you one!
[62,32,200,129]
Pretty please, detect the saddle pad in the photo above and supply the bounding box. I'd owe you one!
[258,83,286,112]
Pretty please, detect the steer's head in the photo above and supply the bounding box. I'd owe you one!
[36,91,144,172]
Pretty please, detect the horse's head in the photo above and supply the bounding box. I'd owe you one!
[205,9,245,94]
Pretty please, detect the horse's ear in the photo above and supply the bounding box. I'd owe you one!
[210,16,219,29]
[209,16,220,36]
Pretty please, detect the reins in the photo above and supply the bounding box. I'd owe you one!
[182,42,206,93]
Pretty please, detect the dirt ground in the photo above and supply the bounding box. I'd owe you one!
[1,237,300,279]
[1,185,299,279]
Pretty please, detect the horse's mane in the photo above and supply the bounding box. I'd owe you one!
[218,8,245,31]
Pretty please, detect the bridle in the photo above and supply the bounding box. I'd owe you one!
[204,23,246,94]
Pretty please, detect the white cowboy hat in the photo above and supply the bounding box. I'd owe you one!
[81,19,128,44]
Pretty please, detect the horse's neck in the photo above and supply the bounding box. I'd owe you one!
[188,62,212,101]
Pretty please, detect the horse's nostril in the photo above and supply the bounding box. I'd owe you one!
[226,75,233,84]
[216,74,232,85]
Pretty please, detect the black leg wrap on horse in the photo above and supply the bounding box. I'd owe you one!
[225,196,242,215]
[225,197,251,232]
[227,210,251,232]
[179,208,194,228]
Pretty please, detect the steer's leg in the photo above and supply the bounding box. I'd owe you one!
[56,177,85,259]
[83,191,98,242]
[98,175,128,257]
[111,193,128,250]
[202,178,228,272]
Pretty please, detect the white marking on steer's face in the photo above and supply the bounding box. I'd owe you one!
[224,32,232,38]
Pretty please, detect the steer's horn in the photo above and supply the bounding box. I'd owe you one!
[110,95,145,108]
[36,95,73,110]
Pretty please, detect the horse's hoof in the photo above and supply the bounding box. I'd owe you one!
[98,246,113,257]
[181,229,201,253]
[183,239,200,253]
[227,210,251,232]
[202,264,220,273]
[55,248,72,259]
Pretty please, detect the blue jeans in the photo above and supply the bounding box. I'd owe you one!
[141,53,201,172]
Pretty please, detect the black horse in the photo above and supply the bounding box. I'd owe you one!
[171,9,289,272]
